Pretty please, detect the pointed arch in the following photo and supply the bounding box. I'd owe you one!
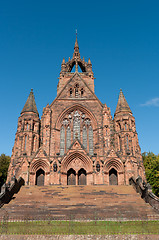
[30,159,50,173]
[61,151,93,174]
[78,168,87,185]
[109,168,118,185]
[55,104,97,130]
[104,158,124,173]
[35,168,45,186]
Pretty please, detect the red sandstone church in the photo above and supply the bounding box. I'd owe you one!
[7,37,145,186]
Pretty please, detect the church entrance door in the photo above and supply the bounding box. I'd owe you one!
[78,168,86,185]
[109,168,118,185]
[67,168,76,185]
[35,169,45,186]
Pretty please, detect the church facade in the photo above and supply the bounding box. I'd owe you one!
[7,37,145,186]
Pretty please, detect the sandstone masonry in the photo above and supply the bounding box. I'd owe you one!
[7,37,145,186]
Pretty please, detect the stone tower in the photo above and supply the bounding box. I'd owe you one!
[7,37,145,186]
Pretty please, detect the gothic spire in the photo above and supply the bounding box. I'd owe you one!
[21,89,39,115]
[115,89,132,115]
[73,32,80,59]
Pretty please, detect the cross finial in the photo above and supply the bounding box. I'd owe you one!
[76,29,77,38]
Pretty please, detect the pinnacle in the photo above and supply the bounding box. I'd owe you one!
[74,34,79,49]
[21,89,39,115]
[88,58,91,64]
[62,58,65,64]
[115,89,132,115]
[73,34,80,59]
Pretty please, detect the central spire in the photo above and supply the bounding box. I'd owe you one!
[73,31,80,59]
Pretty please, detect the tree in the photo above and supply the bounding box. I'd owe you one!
[0,153,10,188]
[142,152,159,197]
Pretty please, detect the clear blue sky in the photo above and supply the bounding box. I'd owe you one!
[0,1,159,156]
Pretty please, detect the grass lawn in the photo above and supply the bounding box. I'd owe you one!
[0,220,159,235]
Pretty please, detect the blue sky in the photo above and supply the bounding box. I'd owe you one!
[0,1,159,156]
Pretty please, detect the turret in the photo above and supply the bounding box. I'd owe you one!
[114,89,138,156]
[15,89,40,157]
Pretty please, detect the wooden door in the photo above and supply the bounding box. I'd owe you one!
[78,168,86,185]
[36,169,45,186]
[109,168,118,185]
[67,169,76,185]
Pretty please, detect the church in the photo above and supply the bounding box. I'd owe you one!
[7,37,145,186]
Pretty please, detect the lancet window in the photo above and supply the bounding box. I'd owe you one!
[82,126,87,149]
[66,126,71,151]
[89,126,94,155]
[60,110,94,156]
[24,135,27,151]
[126,135,129,150]
[60,126,65,155]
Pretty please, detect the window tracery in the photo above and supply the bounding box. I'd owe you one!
[59,109,94,155]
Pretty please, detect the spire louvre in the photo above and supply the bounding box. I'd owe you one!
[115,89,132,115]
[21,89,39,115]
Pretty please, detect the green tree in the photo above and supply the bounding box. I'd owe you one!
[142,152,159,197]
[0,153,10,188]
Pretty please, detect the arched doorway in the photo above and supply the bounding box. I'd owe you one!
[35,168,45,186]
[109,168,118,185]
[78,168,86,185]
[67,168,76,185]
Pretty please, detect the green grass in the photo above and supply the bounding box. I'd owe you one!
[0,220,159,235]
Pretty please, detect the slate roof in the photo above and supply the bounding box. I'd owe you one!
[21,89,39,115]
[115,89,132,115]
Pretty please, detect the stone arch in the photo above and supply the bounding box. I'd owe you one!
[30,159,50,173]
[67,60,86,73]
[61,151,93,185]
[67,168,76,185]
[109,168,118,185]
[29,159,50,185]
[78,168,87,185]
[104,158,124,173]
[61,151,93,174]
[55,104,98,130]
[35,168,45,186]
[104,158,124,185]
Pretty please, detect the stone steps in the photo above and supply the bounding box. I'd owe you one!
[1,185,159,220]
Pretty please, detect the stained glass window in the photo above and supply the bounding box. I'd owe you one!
[89,126,93,155]
[83,126,87,149]
[66,126,71,150]
[60,126,65,155]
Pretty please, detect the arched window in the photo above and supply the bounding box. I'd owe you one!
[119,136,122,151]
[89,126,93,155]
[125,122,127,130]
[83,126,87,149]
[26,123,29,130]
[24,135,27,150]
[73,111,80,140]
[66,126,71,150]
[60,126,65,155]
[32,135,35,152]
[81,88,84,97]
[75,84,79,97]
[126,135,129,150]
